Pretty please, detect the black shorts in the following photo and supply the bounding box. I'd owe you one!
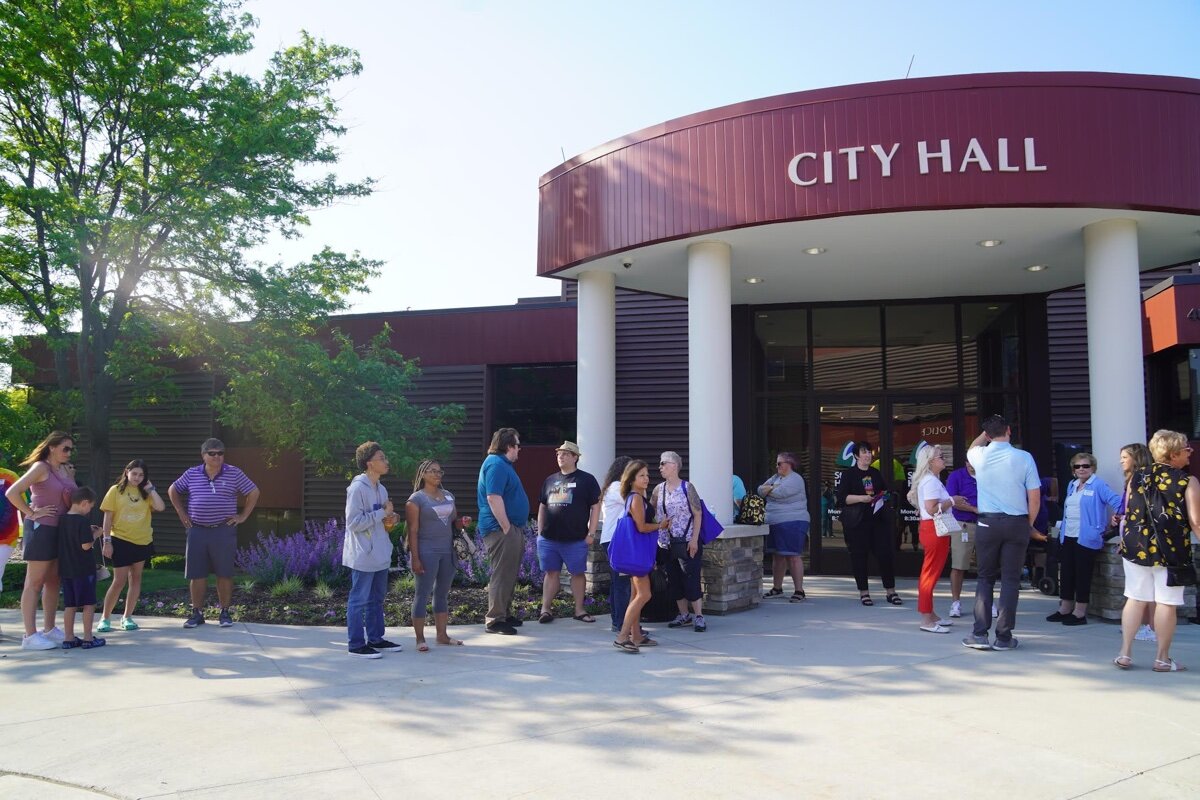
[63,574,97,608]
[111,537,155,568]
[22,520,59,561]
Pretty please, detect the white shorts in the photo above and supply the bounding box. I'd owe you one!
[1122,559,1186,606]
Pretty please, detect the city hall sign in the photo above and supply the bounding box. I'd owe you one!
[786,137,1046,186]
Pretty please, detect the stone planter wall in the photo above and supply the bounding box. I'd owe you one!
[587,524,768,615]
[1089,542,1197,621]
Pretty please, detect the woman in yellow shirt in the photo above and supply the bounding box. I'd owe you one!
[98,460,165,632]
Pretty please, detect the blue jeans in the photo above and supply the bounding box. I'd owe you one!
[347,568,388,649]
[607,543,631,630]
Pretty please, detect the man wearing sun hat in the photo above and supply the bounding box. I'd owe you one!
[535,441,602,624]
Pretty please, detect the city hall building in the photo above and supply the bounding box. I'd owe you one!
[18,72,1200,585]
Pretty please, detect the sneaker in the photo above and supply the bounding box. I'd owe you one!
[367,639,403,652]
[485,621,517,635]
[218,608,233,628]
[119,617,139,631]
[1062,615,1087,626]
[42,626,65,643]
[667,614,694,628]
[949,600,962,618]
[992,606,999,618]
[96,618,113,633]
[183,608,205,629]
[1135,624,1158,642]
[962,635,993,651]
[693,615,707,633]
[1046,611,1068,622]
[349,645,382,659]
[991,637,1020,651]
[21,632,57,651]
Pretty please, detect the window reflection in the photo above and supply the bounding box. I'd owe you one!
[962,302,1020,389]
[812,306,882,389]
[754,310,809,391]
[885,305,956,389]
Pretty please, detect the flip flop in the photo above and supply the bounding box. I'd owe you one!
[573,613,596,623]
[1153,658,1187,672]
[416,641,430,652]
[633,636,658,647]
[538,611,554,624]
[1113,655,1132,670]
[436,638,464,646]
[613,639,640,654]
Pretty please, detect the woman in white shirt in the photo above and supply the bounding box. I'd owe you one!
[908,444,960,633]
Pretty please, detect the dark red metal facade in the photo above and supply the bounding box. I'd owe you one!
[538,72,1200,275]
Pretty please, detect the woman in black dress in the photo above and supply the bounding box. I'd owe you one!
[836,441,901,606]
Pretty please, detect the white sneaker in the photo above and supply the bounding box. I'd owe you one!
[992,606,999,618]
[21,632,57,651]
[41,626,65,643]
[1135,624,1157,642]
[949,601,962,618]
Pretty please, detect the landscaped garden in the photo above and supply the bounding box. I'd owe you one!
[0,520,608,626]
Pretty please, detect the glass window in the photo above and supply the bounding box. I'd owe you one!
[753,310,809,391]
[970,393,1024,444]
[1149,348,1200,439]
[884,305,957,389]
[962,302,1020,389]
[812,306,882,390]
[763,395,811,481]
[491,364,576,445]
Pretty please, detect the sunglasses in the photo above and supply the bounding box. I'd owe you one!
[1071,463,1093,470]
[205,450,225,457]
[61,445,74,453]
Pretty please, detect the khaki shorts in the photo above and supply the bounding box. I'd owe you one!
[949,520,976,571]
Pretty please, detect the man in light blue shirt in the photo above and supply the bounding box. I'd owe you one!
[962,415,1046,652]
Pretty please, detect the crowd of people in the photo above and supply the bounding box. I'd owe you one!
[3,416,1196,671]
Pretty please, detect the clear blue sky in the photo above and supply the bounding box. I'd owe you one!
[242,0,1200,313]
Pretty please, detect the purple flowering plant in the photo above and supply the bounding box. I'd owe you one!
[455,521,544,588]
[235,519,348,587]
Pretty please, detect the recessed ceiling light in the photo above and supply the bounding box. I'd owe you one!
[766,340,777,345]
[977,239,1003,248]
[757,313,769,318]
[802,247,827,255]
[1025,264,1048,272]
[987,305,999,310]
[745,277,765,284]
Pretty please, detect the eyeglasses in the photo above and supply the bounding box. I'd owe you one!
[776,461,787,466]
[1071,463,1093,470]
[205,451,225,457]
[424,468,443,475]
[61,445,74,453]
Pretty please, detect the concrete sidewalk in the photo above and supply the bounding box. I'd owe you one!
[1,576,1197,799]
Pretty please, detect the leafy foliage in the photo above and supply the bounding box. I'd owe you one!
[0,386,49,463]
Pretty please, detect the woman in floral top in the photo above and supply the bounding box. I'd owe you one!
[1115,429,1198,672]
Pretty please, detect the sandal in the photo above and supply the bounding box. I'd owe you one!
[538,611,554,624]
[80,637,106,649]
[633,636,658,647]
[764,587,784,598]
[573,613,596,623]
[61,637,84,650]
[860,595,874,606]
[613,639,640,654]
[416,641,430,652]
[436,638,464,646]
[1153,658,1187,673]
[1113,655,1132,670]
[790,590,806,602]
[886,593,903,606]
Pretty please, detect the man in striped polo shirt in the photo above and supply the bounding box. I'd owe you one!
[168,438,260,629]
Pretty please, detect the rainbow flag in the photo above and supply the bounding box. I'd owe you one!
[0,467,20,546]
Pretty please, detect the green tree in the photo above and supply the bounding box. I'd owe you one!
[0,0,459,486]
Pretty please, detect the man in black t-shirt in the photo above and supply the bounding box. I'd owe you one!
[536,441,602,624]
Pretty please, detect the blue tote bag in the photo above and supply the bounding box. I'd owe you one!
[680,480,724,545]
[608,495,657,576]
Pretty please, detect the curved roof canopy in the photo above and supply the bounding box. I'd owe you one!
[536,72,1200,302]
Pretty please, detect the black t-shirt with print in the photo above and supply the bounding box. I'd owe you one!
[539,469,602,542]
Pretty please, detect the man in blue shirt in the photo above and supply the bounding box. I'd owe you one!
[962,415,1045,652]
[477,427,530,635]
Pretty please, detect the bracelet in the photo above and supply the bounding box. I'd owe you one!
[103,537,112,543]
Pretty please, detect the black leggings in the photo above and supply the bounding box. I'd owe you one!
[1058,536,1098,605]
[666,540,704,602]
[844,514,896,593]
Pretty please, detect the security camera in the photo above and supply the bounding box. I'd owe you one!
[621,258,633,269]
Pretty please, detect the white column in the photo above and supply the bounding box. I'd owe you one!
[687,241,733,524]
[576,270,616,477]
[1083,219,1145,488]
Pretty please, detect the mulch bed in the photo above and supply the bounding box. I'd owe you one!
[134,580,610,627]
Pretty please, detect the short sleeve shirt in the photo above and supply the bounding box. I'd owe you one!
[945,468,978,523]
[56,514,95,579]
[539,469,601,542]
[170,464,257,525]
[476,454,530,534]
[100,485,153,545]
[967,442,1039,516]
[916,474,952,520]
[407,490,455,555]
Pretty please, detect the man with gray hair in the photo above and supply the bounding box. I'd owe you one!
[169,438,260,629]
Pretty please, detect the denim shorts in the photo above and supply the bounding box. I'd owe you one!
[767,520,810,556]
[536,536,588,575]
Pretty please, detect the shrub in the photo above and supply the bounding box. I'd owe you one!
[2,560,27,592]
[392,573,415,594]
[270,576,304,597]
[150,555,185,571]
[239,578,257,592]
[235,519,347,587]
[313,581,333,600]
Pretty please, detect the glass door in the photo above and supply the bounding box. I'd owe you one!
[888,397,960,574]
[811,396,881,574]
